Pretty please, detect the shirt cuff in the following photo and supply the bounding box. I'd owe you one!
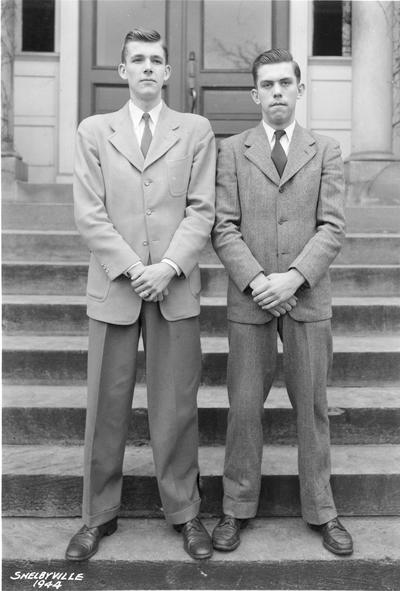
[161,258,181,276]
[124,261,143,278]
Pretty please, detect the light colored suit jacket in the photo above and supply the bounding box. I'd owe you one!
[211,122,345,323]
[74,102,216,324]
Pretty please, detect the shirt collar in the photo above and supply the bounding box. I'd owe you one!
[129,100,163,128]
[262,120,296,145]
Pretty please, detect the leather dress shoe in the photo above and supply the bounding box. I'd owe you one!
[179,516,213,560]
[309,517,353,555]
[65,517,118,561]
[212,514,249,551]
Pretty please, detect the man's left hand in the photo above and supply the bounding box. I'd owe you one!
[252,269,305,309]
[130,262,176,302]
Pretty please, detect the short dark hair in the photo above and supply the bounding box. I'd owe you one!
[252,48,301,86]
[121,28,168,64]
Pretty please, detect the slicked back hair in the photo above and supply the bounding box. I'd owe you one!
[252,49,301,86]
[121,28,168,64]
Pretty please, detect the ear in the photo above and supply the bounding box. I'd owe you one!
[251,88,260,105]
[297,83,305,99]
[163,64,172,83]
[118,63,127,80]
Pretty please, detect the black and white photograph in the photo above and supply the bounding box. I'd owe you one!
[2,0,400,590]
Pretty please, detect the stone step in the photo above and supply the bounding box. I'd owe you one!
[3,295,400,336]
[3,444,400,517]
[3,230,400,265]
[3,262,400,296]
[345,206,400,233]
[2,335,400,386]
[3,517,400,591]
[3,385,399,446]
[14,181,73,203]
[3,201,400,233]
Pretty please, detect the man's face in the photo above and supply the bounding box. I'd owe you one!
[118,40,171,106]
[251,61,304,128]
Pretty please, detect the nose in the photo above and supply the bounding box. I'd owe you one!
[143,59,153,72]
[272,83,282,97]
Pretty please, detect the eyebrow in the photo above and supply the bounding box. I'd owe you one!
[129,53,164,60]
[260,77,294,84]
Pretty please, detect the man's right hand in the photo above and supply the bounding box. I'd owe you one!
[249,273,297,317]
[127,263,168,302]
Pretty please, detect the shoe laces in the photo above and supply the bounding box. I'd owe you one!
[219,515,239,531]
[184,517,203,534]
[325,518,345,532]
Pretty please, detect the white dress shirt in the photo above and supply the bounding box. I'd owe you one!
[125,100,181,278]
[262,120,296,156]
[128,100,163,145]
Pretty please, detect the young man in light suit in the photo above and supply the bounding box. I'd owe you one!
[66,28,215,561]
[211,49,353,556]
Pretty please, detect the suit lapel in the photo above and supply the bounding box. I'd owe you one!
[143,104,180,170]
[108,102,143,171]
[244,123,280,185]
[280,123,316,185]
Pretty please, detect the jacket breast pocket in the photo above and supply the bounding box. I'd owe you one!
[87,254,110,301]
[166,155,191,197]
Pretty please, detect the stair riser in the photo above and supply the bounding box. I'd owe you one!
[4,202,399,233]
[3,233,400,265]
[3,302,400,335]
[3,559,398,591]
[3,265,399,296]
[3,350,400,386]
[3,474,399,517]
[4,407,399,446]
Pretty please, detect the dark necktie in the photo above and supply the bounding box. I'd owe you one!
[271,129,287,177]
[140,112,152,158]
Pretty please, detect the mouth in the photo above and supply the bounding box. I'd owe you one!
[271,103,286,107]
[140,79,157,83]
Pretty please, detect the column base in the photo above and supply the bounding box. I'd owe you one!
[344,159,400,206]
[2,153,28,199]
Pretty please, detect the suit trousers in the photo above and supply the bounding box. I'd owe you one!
[82,302,202,527]
[223,314,337,525]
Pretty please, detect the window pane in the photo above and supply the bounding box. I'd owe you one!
[96,0,166,67]
[22,0,55,52]
[313,0,351,56]
[203,0,271,70]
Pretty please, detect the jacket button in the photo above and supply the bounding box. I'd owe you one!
[144,180,150,187]
[143,241,148,246]
[146,209,152,216]
[278,187,284,193]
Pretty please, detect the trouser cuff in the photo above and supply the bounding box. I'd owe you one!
[223,497,258,519]
[83,504,120,528]
[303,508,337,526]
[165,498,201,525]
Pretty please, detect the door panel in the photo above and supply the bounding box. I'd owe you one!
[79,0,289,139]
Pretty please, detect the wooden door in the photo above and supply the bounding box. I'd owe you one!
[185,0,288,138]
[79,0,289,139]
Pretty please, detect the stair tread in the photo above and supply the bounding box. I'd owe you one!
[3,516,400,562]
[3,384,400,409]
[3,444,400,475]
[3,294,400,306]
[3,260,400,268]
[3,334,400,352]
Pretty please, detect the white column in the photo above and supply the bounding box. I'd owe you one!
[56,0,79,183]
[289,0,309,128]
[350,0,394,159]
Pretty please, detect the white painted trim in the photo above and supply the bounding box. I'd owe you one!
[57,0,79,183]
[289,0,309,127]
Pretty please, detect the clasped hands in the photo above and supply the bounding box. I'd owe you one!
[129,262,176,302]
[249,269,305,317]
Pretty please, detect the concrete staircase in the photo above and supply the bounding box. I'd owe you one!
[2,182,400,590]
